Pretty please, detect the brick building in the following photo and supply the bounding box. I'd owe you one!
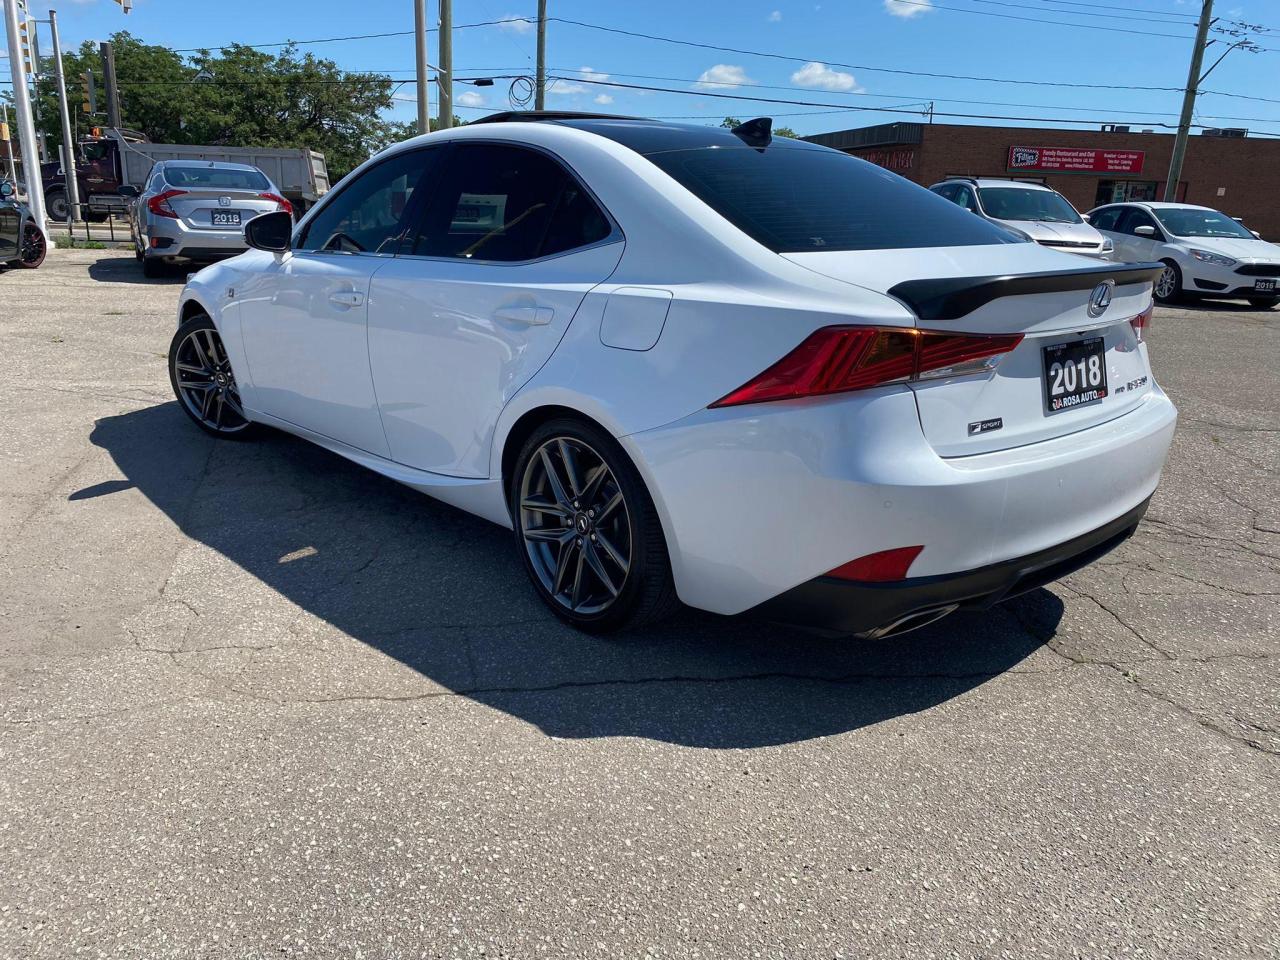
[805,122,1280,240]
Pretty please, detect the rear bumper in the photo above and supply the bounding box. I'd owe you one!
[622,384,1176,618]
[752,496,1149,637]
[146,219,247,261]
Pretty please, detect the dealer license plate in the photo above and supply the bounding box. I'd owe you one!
[211,211,242,226]
[1254,279,1277,293]
[1043,336,1108,412]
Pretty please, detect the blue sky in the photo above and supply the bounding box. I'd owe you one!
[13,0,1280,138]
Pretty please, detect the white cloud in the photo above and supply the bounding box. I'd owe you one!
[456,90,487,108]
[768,9,782,21]
[594,94,614,105]
[884,0,933,17]
[548,81,586,96]
[790,61,861,92]
[576,66,610,82]
[694,64,753,90]
[495,14,534,33]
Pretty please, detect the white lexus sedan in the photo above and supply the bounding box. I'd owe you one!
[1087,201,1280,308]
[170,113,1177,638]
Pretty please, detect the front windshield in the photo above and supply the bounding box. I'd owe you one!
[978,187,1082,224]
[1152,208,1254,239]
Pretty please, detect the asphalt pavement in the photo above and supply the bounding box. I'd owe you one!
[2,250,1277,959]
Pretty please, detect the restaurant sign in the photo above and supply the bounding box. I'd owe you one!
[1008,145,1144,174]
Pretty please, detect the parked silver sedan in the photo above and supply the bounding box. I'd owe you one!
[122,160,292,278]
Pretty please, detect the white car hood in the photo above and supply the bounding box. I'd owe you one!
[1170,235,1280,262]
[782,241,1114,295]
[997,219,1105,245]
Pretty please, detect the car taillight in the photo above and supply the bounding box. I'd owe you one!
[259,192,293,216]
[147,189,186,219]
[1130,301,1153,344]
[710,326,1024,407]
[826,545,924,583]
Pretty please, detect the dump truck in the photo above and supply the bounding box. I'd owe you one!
[39,127,331,221]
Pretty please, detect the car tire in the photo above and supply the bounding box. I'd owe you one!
[510,417,680,634]
[45,188,69,223]
[16,224,46,269]
[1247,297,1277,310]
[1153,260,1182,304]
[142,256,166,278]
[168,313,259,439]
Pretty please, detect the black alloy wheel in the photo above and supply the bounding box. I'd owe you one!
[512,418,678,633]
[17,224,46,269]
[168,314,257,438]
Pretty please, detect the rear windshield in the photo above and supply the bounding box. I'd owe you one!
[164,165,270,191]
[978,187,1082,224]
[644,144,1024,253]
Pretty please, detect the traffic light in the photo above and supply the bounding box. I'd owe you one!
[81,71,98,116]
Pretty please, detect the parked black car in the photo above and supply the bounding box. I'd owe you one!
[0,180,47,269]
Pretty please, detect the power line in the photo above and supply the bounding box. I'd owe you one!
[168,18,516,53]
[547,74,1280,137]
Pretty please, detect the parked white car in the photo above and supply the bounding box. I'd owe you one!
[930,177,1113,259]
[171,114,1176,639]
[1086,201,1280,308]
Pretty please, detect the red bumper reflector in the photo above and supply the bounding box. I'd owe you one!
[825,545,924,583]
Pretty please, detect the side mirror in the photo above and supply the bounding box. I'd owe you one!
[0,180,13,198]
[1134,225,1157,237]
[245,210,293,253]
[1080,213,1091,223]
[117,184,140,198]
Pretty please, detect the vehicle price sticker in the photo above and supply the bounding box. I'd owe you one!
[1042,336,1108,412]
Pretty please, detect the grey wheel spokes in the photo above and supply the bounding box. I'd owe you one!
[21,227,45,264]
[520,436,632,616]
[174,326,251,434]
[1156,267,1176,299]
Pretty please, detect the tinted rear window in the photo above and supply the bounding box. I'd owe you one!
[164,165,270,191]
[644,144,1024,253]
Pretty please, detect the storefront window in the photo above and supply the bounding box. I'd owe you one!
[1095,180,1181,206]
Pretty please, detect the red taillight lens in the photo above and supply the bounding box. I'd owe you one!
[259,192,293,216]
[147,189,186,219]
[1130,301,1153,344]
[826,545,924,583]
[710,326,1024,408]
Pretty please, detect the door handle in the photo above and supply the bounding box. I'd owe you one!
[494,305,553,325]
[328,290,365,308]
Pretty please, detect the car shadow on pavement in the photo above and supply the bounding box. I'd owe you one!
[87,256,186,284]
[85,403,1062,749]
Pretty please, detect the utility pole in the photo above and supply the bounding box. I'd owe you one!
[1165,0,1213,202]
[47,9,78,221]
[1,103,19,186]
[535,0,547,111]
[100,40,122,128]
[4,0,49,232]
[413,0,431,134]
[437,0,452,129]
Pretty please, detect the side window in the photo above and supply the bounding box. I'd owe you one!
[298,149,436,255]
[1090,207,1122,231]
[409,143,611,262]
[932,184,956,201]
[1117,208,1159,238]
[954,186,977,213]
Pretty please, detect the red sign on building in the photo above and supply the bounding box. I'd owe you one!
[1008,145,1144,174]
[861,148,915,172]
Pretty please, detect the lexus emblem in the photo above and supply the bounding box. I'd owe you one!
[218,196,232,207]
[1087,280,1115,318]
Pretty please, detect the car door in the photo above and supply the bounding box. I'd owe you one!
[1113,207,1162,263]
[367,141,623,478]
[0,197,18,260]
[238,147,439,456]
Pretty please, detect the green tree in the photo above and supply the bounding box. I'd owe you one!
[31,32,421,180]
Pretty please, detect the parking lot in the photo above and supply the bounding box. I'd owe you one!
[1,248,1277,957]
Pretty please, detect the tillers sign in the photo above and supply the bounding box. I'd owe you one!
[1008,146,1145,174]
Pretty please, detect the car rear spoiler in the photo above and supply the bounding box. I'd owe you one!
[888,262,1164,321]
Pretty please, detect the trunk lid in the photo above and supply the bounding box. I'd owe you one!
[784,245,1162,456]
[167,188,281,231]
